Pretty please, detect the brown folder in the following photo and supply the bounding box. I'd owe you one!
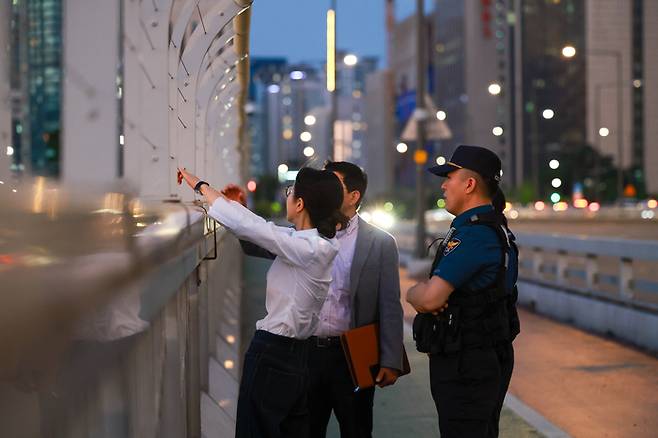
[340,323,411,391]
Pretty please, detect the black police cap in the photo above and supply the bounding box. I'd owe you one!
[428,145,502,182]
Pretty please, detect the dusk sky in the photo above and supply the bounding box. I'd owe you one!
[250,0,434,67]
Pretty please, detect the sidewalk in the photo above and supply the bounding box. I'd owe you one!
[509,308,658,437]
[326,329,542,438]
[241,257,544,437]
[399,265,658,438]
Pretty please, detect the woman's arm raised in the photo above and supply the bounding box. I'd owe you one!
[177,168,328,266]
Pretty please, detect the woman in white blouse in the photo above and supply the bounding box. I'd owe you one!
[178,167,347,438]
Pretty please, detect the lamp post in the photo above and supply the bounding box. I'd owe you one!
[527,81,541,199]
[563,45,624,201]
[414,0,427,258]
[593,82,616,200]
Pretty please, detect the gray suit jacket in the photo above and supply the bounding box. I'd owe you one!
[239,217,404,371]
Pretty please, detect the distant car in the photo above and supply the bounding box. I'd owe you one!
[425,209,454,222]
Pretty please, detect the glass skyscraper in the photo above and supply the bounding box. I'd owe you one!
[10,0,62,177]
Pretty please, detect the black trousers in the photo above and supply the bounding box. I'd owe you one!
[429,342,514,438]
[235,330,310,438]
[307,339,376,438]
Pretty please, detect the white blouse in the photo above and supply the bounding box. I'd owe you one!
[208,196,339,339]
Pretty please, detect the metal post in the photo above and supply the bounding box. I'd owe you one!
[615,52,623,201]
[530,84,540,198]
[594,82,619,201]
[585,254,598,292]
[589,49,624,201]
[594,84,602,201]
[327,0,337,160]
[414,0,427,258]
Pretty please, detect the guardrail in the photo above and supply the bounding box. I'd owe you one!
[393,218,658,350]
[515,233,658,314]
[0,184,243,438]
[392,220,658,312]
[423,202,658,222]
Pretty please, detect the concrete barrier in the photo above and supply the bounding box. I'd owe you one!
[518,280,658,353]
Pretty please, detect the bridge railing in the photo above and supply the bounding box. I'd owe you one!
[515,233,658,314]
[393,220,658,314]
[0,184,243,438]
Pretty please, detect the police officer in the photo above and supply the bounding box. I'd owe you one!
[406,145,520,438]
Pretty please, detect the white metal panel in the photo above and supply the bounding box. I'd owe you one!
[171,0,242,201]
[61,0,120,184]
[123,0,175,198]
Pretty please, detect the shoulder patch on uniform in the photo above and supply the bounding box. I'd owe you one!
[443,238,461,256]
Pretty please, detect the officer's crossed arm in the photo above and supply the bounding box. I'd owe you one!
[406,276,455,313]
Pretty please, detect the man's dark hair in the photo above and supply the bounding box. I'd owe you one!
[324,160,368,207]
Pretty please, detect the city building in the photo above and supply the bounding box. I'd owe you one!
[363,69,395,198]
[583,0,658,196]
[429,0,658,200]
[248,52,378,181]
[389,11,430,189]
[247,57,287,176]
[7,0,63,177]
[432,0,514,189]
[512,0,586,199]
[333,50,378,169]
[645,0,658,195]
[0,2,11,181]
[260,65,326,176]
[512,0,657,199]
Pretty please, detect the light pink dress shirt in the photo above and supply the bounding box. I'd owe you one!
[314,214,360,337]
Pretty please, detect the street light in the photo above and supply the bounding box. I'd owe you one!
[488,83,502,95]
[549,159,560,169]
[599,127,610,137]
[413,0,428,258]
[436,156,446,165]
[436,110,446,121]
[396,142,408,153]
[300,131,312,142]
[303,146,315,157]
[542,109,555,119]
[561,45,576,58]
[551,178,562,188]
[326,8,336,93]
[290,70,305,80]
[492,126,504,136]
[343,54,358,66]
[304,115,316,126]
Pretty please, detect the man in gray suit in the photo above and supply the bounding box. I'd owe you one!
[235,161,404,438]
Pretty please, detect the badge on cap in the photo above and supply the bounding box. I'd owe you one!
[443,238,461,256]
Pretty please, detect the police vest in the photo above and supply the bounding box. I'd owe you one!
[413,211,520,354]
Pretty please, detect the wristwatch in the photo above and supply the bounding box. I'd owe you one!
[194,180,209,194]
